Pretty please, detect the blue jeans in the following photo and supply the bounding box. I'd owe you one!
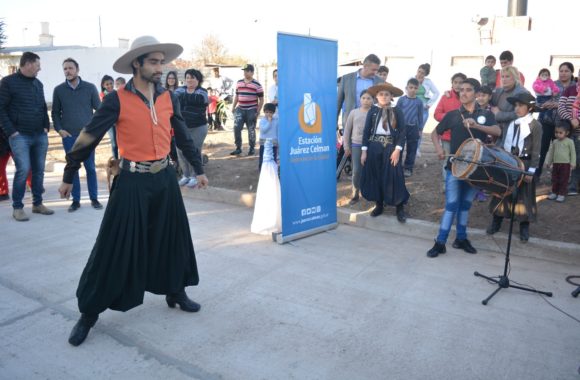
[403,124,419,171]
[417,107,429,154]
[8,132,48,209]
[233,108,257,150]
[62,135,98,202]
[435,169,478,243]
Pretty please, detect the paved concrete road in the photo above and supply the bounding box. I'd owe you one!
[1,167,579,380]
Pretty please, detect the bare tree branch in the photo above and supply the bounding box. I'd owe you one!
[0,19,7,50]
[194,34,228,65]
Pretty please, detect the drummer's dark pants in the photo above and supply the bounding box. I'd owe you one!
[435,169,478,244]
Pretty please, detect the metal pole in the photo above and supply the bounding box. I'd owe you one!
[99,16,103,47]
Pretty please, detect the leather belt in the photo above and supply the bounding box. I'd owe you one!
[370,135,393,147]
[120,157,169,174]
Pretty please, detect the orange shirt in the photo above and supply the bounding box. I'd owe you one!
[116,89,173,162]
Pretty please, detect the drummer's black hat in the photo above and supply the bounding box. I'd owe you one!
[507,92,537,111]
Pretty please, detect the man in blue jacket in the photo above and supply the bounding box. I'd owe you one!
[52,58,102,212]
[0,52,53,221]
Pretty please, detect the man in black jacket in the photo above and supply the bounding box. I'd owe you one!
[0,52,54,221]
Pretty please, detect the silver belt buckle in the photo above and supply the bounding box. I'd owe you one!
[129,161,137,173]
[149,161,162,174]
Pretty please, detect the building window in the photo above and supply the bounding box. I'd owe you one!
[549,55,580,71]
[451,56,483,67]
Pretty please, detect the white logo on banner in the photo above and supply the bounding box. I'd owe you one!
[304,93,317,126]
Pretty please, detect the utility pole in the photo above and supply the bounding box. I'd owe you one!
[98,16,103,47]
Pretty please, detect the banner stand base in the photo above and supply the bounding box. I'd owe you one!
[272,222,338,244]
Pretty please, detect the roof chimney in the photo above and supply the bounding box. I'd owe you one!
[507,0,527,16]
[39,22,54,47]
[118,38,129,49]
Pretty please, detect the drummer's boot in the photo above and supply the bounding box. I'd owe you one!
[427,240,446,258]
[486,215,503,235]
[519,222,530,242]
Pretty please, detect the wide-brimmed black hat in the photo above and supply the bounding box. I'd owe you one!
[507,92,536,108]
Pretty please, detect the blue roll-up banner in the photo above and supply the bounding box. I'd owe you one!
[276,33,338,243]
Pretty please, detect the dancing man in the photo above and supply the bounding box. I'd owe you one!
[59,36,208,346]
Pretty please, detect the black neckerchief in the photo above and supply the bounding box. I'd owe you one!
[511,122,521,151]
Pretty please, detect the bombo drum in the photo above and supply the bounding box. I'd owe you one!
[451,138,525,197]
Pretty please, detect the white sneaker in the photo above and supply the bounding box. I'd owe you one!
[178,177,190,186]
[186,178,198,188]
[547,193,557,200]
[556,195,565,202]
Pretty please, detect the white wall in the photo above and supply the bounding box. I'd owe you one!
[35,47,129,104]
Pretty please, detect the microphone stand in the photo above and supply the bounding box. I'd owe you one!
[451,156,553,305]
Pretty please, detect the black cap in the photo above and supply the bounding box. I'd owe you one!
[242,64,255,72]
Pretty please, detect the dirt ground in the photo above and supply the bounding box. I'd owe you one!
[46,128,579,244]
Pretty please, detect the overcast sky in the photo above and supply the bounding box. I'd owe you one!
[2,0,574,63]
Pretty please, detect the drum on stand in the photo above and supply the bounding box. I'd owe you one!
[451,138,525,197]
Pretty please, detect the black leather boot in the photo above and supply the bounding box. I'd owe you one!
[166,289,201,312]
[427,241,446,258]
[486,215,503,235]
[452,238,477,254]
[370,202,383,217]
[396,204,406,223]
[520,222,530,242]
[68,313,99,346]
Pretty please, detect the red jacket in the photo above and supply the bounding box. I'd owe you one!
[208,95,218,114]
[434,89,461,141]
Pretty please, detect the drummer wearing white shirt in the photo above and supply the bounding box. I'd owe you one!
[427,78,501,258]
[487,92,541,242]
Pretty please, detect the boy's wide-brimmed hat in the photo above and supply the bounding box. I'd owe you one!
[113,36,183,74]
[507,92,536,108]
[366,82,403,98]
